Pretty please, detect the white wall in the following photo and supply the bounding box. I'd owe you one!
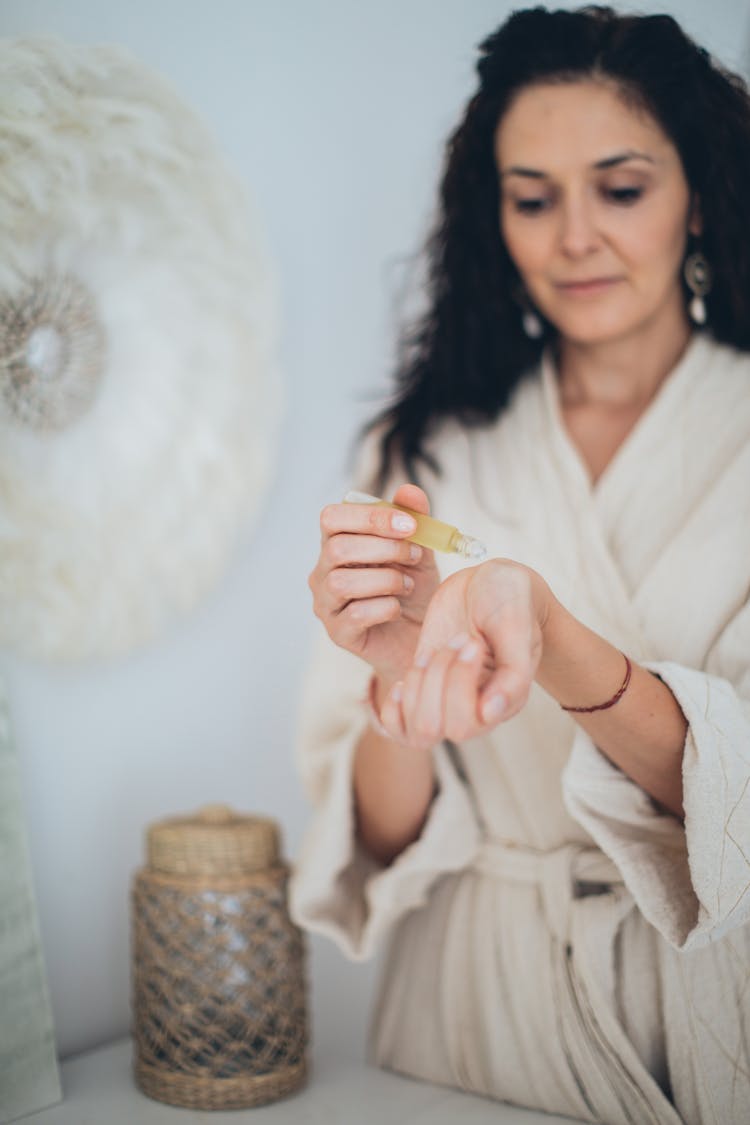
[1,0,748,1063]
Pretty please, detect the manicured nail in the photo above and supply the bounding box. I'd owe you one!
[458,640,480,663]
[482,694,506,722]
[409,544,422,561]
[403,574,415,592]
[414,649,431,668]
[448,632,470,650]
[392,513,416,533]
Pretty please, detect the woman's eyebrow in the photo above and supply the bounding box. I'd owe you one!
[500,166,546,179]
[594,149,655,169]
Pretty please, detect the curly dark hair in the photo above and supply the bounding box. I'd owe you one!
[368,5,750,488]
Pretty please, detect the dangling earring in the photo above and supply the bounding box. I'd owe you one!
[684,250,712,325]
[521,305,543,339]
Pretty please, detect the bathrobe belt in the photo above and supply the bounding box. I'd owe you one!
[473,838,681,1124]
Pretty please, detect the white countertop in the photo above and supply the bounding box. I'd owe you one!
[22,1037,574,1124]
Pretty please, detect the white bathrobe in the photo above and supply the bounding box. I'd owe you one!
[290,334,750,1125]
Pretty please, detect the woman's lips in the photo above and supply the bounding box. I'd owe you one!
[554,277,622,296]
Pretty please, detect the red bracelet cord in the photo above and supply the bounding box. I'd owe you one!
[560,654,632,714]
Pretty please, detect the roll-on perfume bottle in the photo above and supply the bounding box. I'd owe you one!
[344,491,487,560]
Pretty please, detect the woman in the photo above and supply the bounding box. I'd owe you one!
[291,7,750,1123]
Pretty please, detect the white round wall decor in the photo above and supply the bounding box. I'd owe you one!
[0,38,281,661]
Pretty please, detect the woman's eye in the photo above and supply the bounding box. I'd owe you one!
[513,198,551,215]
[605,186,643,205]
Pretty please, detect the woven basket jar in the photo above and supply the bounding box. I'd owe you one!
[131,804,308,1110]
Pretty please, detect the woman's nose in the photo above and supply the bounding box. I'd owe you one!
[558,198,599,258]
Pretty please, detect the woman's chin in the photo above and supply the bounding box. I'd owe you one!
[547,314,646,348]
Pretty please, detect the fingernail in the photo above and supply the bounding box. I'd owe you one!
[414,649,431,668]
[448,632,470,650]
[482,694,506,722]
[403,575,415,592]
[390,682,403,703]
[458,640,480,663]
[392,513,416,533]
[409,544,422,561]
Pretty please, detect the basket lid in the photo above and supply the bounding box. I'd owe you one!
[145,804,280,876]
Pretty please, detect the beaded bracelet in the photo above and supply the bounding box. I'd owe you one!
[560,653,632,713]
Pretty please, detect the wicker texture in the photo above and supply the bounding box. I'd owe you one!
[131,806,307,1110]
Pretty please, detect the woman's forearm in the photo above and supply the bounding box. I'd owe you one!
[352,569,688,863]
[353,679,436,865]
[537,596,687,818]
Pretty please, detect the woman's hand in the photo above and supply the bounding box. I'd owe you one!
[379,559,553,748]
[309,484,441,689]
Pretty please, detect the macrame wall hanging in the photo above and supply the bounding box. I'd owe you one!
[0,38,281,661]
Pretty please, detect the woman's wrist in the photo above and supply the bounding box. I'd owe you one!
[527,566,556,638]
[535,594,634,712]
[533,594,685,816]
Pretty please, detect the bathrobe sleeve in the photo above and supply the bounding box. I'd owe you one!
[288,624,481,960]
[562,598,750,952]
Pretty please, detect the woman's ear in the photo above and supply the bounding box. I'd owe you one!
[688,194,703,237]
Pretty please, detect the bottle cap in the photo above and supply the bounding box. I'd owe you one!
[455,534,488,560]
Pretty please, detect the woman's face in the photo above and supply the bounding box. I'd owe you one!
[495,79,700,346]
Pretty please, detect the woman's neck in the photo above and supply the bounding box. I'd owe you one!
[555,309,693,410]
